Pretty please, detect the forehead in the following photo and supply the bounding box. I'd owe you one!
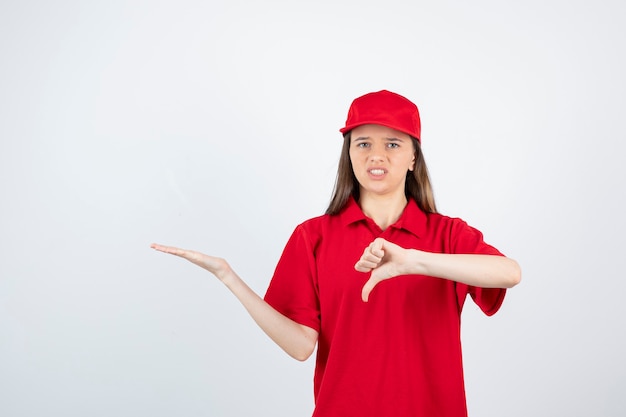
[351,124,411,140]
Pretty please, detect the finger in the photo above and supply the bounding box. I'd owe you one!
[359,241,383,264]
[150,243,174,253]
[151,243,170,252]
[359,254,382,268]
[150,243,186,257]
[354,259,377,272]
[361,274,381,302]
[363,247,383,263]
[371,238,385,258]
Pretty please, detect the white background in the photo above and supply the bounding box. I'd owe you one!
[1,0,625,416]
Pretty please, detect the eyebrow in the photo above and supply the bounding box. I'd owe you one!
[353,136,405,142]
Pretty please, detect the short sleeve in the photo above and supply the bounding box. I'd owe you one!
[264,224,321,332]
[451,219,507,316]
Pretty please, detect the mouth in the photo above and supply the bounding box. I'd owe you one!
[368,168,387,176]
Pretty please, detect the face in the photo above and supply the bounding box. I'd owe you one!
[349,124,416,200]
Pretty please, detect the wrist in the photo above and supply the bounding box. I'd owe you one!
[403,249,428,275]
[220,268,240,289]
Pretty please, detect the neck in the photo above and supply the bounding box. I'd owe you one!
[359,191,408,230]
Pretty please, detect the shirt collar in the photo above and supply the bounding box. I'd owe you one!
[338,196,367,226]
[338,196,428,238]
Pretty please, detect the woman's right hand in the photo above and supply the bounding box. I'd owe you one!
[150,242,318,360]
[150,243,231,282]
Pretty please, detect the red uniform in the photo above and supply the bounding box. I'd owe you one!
[264,197,506,417]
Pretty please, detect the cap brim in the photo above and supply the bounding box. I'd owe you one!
[339,121,420,142]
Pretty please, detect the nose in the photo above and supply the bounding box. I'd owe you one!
[368,143,385,162]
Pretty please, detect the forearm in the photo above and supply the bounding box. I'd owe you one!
[404,250,521,288]
[221,270,318,361]
[149,244,318,360]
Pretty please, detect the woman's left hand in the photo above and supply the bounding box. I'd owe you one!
[355,238,410,302]
[355,238,522,301]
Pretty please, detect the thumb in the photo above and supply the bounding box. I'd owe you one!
[360,239,387,302]
[361,272,382,303]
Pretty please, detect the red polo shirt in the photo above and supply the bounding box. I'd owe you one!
[264,197,506,417]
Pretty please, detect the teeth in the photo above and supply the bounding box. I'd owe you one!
[370,169,385,175]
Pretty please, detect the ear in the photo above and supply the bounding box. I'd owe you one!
[409,155,416,172]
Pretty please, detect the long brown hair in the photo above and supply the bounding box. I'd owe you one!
[325,134,437,215]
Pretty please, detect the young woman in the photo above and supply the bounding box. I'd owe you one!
[151,90,521,417]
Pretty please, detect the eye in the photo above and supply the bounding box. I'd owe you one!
[387,142,400,149]
[356,142,370,148]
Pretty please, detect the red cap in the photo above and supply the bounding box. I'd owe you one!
[339,90,421,142]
